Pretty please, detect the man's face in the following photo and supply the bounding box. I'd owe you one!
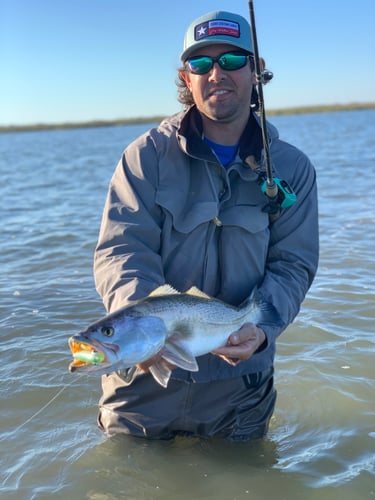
[182,43,255,124]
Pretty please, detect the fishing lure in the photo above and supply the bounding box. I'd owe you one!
[73,350,105,364]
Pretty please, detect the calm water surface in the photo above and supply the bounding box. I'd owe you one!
[0,110,374,499]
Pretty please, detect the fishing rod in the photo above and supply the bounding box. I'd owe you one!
[248,0,297,217]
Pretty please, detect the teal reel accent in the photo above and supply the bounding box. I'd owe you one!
[261,178,297,209]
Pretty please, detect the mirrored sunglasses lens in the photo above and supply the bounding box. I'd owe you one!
[219,54,247,70]
[188,57,213,74]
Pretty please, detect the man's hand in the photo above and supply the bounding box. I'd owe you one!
[137,352,163,373]
[211,323,266,366]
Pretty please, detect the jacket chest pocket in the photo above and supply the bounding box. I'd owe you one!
[218,204,269,233]
[159,200,219,234]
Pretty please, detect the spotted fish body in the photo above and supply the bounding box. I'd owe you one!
[68,285,281,387]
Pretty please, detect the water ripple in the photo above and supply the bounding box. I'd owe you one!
[1,113,375,499]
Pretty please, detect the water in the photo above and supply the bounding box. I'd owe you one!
[1,110,374,499]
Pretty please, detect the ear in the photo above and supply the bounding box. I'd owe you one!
[251,57,266,84]
[251,66,257,84]
[179,69,192,91]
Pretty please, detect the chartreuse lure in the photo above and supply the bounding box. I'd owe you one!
[73,350,105,364]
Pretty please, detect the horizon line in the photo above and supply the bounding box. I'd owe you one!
[1,102,374,133]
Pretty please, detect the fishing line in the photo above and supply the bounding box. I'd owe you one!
[247,0,297,218]
[1,373,91,487]
[8,373,86,435]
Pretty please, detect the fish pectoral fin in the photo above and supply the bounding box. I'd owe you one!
[162,338,199,372]
[149,339,199,387]
[149,361,171,388]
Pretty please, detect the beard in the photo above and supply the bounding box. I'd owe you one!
[203,96,250,123]
[198,84,252,123]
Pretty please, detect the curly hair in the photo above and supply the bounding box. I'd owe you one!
[176,57,259,111]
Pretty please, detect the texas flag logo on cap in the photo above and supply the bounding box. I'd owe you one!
[194,19,241,41]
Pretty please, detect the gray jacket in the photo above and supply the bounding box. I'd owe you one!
[94,107,319,381]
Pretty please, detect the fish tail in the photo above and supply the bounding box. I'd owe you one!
[246,288,284,327]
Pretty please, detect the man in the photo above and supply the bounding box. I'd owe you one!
[93,11,319,441]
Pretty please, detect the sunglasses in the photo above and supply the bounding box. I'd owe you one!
[186,52,251,75]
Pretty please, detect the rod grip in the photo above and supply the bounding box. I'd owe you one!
[265,181,278,200]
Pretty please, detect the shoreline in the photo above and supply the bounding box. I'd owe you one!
[1,102,374,133]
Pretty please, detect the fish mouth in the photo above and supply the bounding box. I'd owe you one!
[68,337,107,372]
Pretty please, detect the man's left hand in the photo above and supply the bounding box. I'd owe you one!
[211,323,266,366]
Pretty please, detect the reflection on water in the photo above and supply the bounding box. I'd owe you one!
[0,111,374,499]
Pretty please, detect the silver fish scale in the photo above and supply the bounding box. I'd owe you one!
[130,294,255,326]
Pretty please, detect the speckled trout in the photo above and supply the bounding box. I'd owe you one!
[68,285,281,387]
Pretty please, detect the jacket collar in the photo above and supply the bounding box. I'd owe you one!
[177,106,264,164]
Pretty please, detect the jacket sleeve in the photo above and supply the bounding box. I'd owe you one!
[256,147,319,342]
[94,133,165,313]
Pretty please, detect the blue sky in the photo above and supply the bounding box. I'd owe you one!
[1,0,374,126]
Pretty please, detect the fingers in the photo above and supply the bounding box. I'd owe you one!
[228,323,264,346]
[212,323,266,365]
[137,350,164,373]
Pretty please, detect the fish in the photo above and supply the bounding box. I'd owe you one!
[68,285,282,387]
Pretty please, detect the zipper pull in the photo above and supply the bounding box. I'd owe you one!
[212,216,223,227]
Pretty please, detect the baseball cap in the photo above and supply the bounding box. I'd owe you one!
[181,11,253,62]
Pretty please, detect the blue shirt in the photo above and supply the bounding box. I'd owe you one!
[204,137,239,167]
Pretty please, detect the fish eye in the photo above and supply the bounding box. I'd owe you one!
[101,326,114,337]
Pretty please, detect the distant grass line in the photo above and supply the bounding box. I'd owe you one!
[1,102,374,133]
[267,102,375,116]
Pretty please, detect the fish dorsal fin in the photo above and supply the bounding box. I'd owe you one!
[149,284,180,298]
[185,286,212,300]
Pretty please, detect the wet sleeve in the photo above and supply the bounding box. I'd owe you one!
[93,134,165,312]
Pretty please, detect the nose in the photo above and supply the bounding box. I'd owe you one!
[208,61,226,81]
